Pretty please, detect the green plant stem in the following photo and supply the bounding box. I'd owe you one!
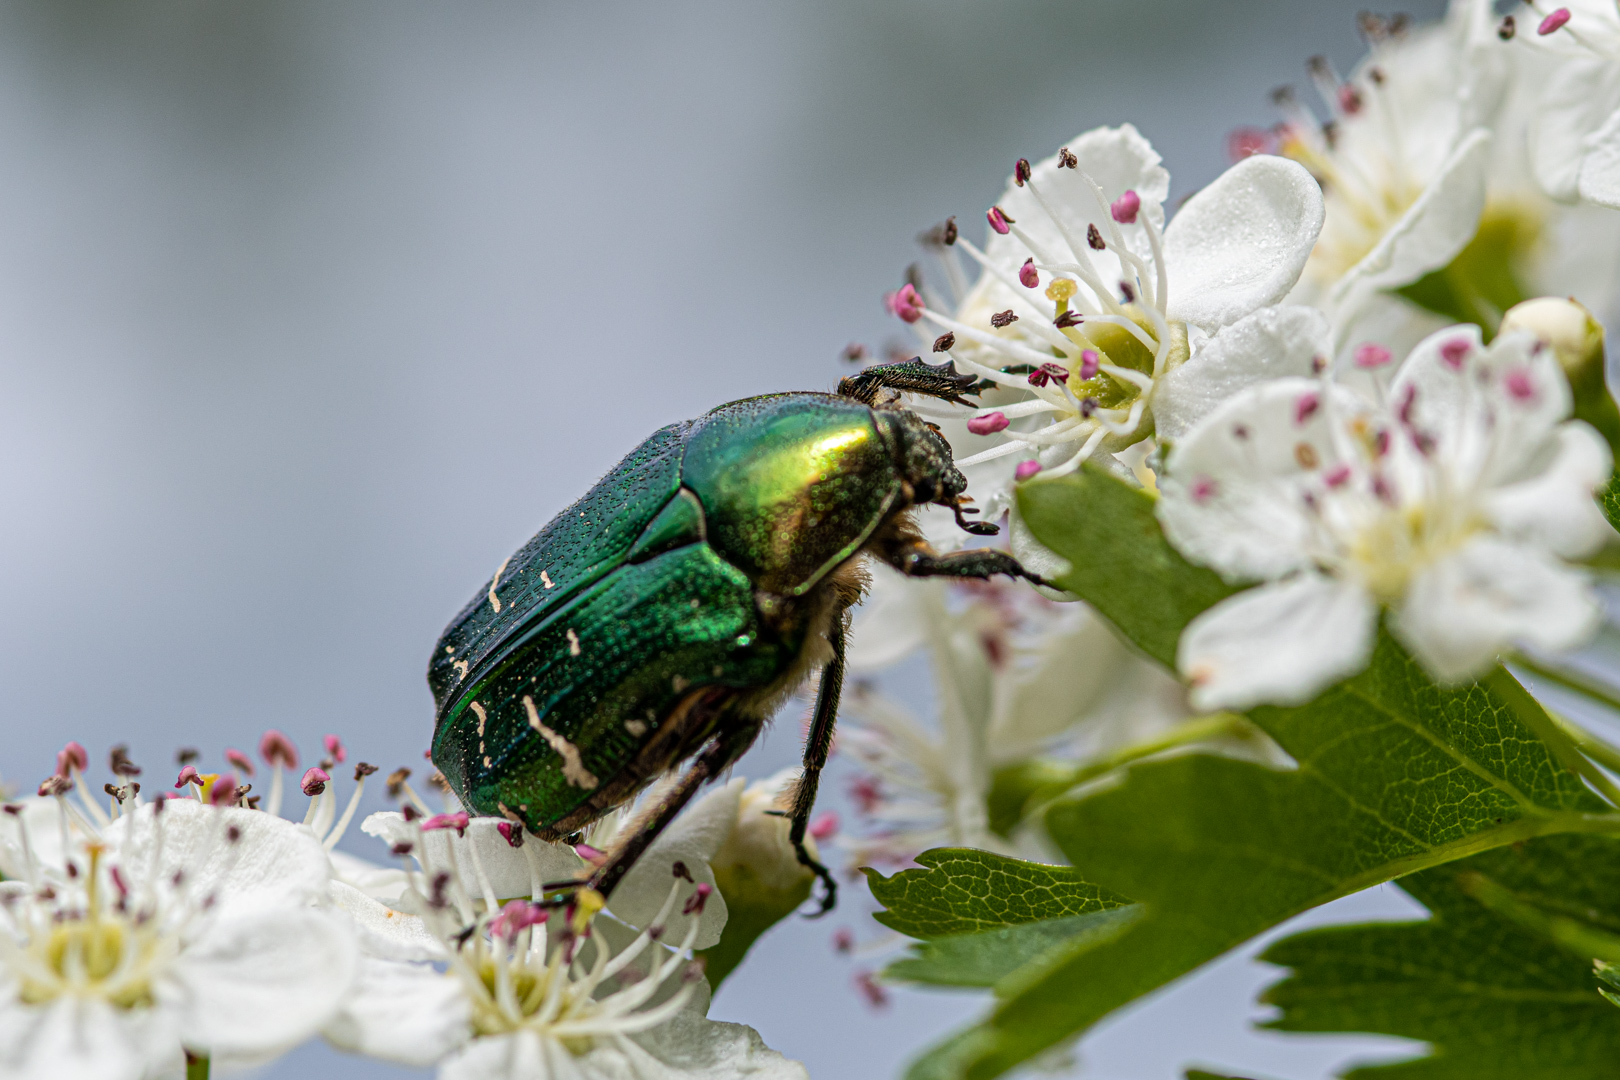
[185,1053,209,1080]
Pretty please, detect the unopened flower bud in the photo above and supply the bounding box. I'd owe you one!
[1501,296,1619,453]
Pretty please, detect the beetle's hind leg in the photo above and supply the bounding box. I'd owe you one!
[837,357,979,408]
[569,724,757,905]
[776,609,847,917]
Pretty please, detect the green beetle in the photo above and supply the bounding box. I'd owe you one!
[428,360,1042,912]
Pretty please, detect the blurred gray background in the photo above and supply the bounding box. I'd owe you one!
[0,2,1463,1077]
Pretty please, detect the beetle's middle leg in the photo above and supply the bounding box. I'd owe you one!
[781,608,847,917]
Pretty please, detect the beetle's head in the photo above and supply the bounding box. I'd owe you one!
[875,407,998,534]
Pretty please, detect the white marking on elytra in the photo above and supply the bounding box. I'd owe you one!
[444,646,455,655]
[540,570,554,589]
[672,675,690,693]
[523,695,598,790]
[470,700,487,737]
[566,628,582,656]
[483,756,492,767]
[488,556,512,614]
[453,659,469,679]
[625,719,647,737]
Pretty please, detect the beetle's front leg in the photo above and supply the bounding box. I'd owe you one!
[783,609,846,917]
[878,536,1050,587]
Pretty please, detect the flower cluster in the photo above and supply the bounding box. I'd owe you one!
[853,0,1620,718]
[0,737,812,1080]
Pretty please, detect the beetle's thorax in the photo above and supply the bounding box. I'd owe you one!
[872,406,968,510]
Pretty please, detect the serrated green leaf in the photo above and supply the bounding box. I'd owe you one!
[907,633,1619,1080]
[1262,834,1620,1079]
[1599,470,1620,535]
[884,906,1143,988]
[864,848,1131,939]
[1017,466,1236,668]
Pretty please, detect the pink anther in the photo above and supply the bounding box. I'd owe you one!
[1439,337,1471,371]
[682,882,713,915]
[1026,362,1069,388]
[1538,7,1571,34]
[1227,126,1275,161]
[421,810,470,835]
[259,730,299,770]
[224,749,255,776]
[300,767,331,797]
[58,742,88,775]
[1110,190,1141,224]
[986,206,1012,235]
[1015,460,1043,481]
[1294,392,1320,425]
[175,766,202,789]
[1505,368,1537,402]
[1354,343,1392,369]
[1080,349,1100,380]
[967,412,1009,435]
[209,775,239,807]
[1324,464,1353,488]
[885,283,925,324]
[1019,258,1039,288]
[323,735,347,765]
[809,811,840,841]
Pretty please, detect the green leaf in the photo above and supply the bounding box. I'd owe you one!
[1599,470,1620,535]
[1262,834,1620,1079]
[1393,206,1532,336]
[906,635,1618,1080]
[864,848,1131,939]
[1017,466,1236,667]
[885,907,1143,988]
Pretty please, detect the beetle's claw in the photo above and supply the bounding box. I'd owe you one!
[952,499,1000,536]
[793,842,839,917]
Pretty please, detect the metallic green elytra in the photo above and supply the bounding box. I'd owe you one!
[427,362,1042,910]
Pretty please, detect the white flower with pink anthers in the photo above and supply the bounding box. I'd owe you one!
[1156,324,1614,711]
[1507,0,1620,208]
[0,755,356,1080]
[324,781,807,1080]
[883,124,1324,566]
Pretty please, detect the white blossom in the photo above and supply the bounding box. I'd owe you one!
[1157,324,1613,710]
[889,124,1323,547]
[0,792,357,1080]
[838,567,1188,864]
[1509,0,1620,208]
[326,784,806,1080]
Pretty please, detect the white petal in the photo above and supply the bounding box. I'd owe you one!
[608,777,743,950]
[1163,155,1325,332]
[108,799,332,909]
[1178,574,1378,712]
[323,956,469,1067]
[439,1031,546,1080]
[627,1010,810,1080]
[362,811,584,901]
[0,998,161,1080]
[1335,128,1492,295]
[845,563,929,672]
[1531,58,1620,202]
[1486,422,1615,559]
[330,880,444,961]
[1152,305,1331,441]
[160,906,358,1057]
[1395,536,1603,681]
[1159,378,1366,581]
[1578,103,1620,209]
[327,849,410,904]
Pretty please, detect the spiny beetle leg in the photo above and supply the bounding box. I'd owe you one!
[887,544,1051,589]
[951,498,999,536]
[585,727,753,904]
[836,357,979,408]
[787,609,847,917]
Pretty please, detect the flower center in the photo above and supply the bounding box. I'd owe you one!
[16,915,158,1009]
